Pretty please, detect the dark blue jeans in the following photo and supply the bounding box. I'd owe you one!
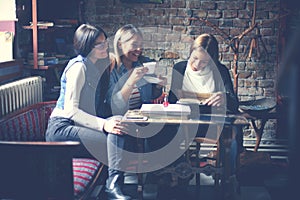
[46,117,131,191]
[46,117,108,162]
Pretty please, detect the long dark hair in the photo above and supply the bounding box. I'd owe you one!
[73,24,107,57]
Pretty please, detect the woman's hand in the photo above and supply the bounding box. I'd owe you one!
[203,92,225,107]
[103,116,128,135]
[156,75,167,88]
[126,66,148,86]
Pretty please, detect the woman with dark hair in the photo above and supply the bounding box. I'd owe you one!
[45,24,131,200]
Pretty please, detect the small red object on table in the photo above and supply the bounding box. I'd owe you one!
[163,93,169,107]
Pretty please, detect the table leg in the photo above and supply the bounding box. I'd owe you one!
[214,125,222,186]
[136,128,144,200]
[220,126,231,179]
[250,119,267,152]
[137,174,143,200]
[220,125,238,200]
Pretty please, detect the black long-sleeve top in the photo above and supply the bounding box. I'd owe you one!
[168,61,239,114]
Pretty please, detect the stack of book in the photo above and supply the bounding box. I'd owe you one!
[140,104,191,116]
[27,52,59,66]
[30,21,54,27]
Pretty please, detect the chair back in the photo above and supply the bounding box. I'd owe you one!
[0,141,80,200]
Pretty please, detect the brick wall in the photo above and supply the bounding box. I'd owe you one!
[83,0,282,140]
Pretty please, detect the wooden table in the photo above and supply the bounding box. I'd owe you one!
[240,108,278,151]
[239,98,278,151]
[122,110,248,200]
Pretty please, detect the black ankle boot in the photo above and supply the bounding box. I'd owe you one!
[105,184,131,200]
[106,173,131,200]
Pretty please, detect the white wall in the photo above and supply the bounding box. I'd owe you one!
[0,0,16,62]
[0,0,16,21]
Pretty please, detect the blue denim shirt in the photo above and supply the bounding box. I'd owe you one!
[107,61,161,115]
[56,55,86,110]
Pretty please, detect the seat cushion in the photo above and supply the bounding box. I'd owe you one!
[0,108,45,141]
[73,158,101,197]
[0,101,56,141]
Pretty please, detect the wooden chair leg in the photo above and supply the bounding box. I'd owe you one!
[195,142,201,186]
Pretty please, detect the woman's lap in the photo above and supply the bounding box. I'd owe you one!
[46,117,108,160]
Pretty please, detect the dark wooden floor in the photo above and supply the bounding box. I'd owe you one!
[96,158,288,200]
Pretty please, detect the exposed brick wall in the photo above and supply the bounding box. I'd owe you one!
[83,0,282,140]
[84,0,280,98]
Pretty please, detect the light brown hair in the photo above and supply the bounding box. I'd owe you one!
[190,33,220,65]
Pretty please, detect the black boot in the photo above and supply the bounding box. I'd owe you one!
[106,134,131,199]
[105,172,131,200]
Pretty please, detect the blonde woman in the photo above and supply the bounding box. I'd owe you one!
[169,33,238,112]
[168,34,243,177]
[107,24,163,115]
[105,24,165,200]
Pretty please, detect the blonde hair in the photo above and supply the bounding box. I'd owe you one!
[190,33,220,65]
[113,24,143,69]
[108,52,116,72]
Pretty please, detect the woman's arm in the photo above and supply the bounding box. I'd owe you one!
[220,65,239,113]
[106,68,131,115]
[107,67,149,114]
[168,61,186,103]
[120,67,148,101]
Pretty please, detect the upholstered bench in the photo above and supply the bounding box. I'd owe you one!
[0,101,106,199]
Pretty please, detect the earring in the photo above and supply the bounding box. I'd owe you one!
[118,42,122,49]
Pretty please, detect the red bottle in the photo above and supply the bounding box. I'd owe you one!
[163,93,169,107]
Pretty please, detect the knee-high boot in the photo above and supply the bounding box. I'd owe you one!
[105,169,131,200]
[106,133,131,200]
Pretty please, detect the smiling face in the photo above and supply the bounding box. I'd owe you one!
[188,48,211,71]
[120,34,143,64]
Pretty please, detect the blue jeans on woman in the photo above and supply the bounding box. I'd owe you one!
[45,117,108,161]
[46,117,131,199]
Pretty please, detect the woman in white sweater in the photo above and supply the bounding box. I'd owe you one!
[45,24,131,200]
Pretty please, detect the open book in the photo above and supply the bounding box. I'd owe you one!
[177,98,205,105]
[176,90,213,105]
[178,90,213,99]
